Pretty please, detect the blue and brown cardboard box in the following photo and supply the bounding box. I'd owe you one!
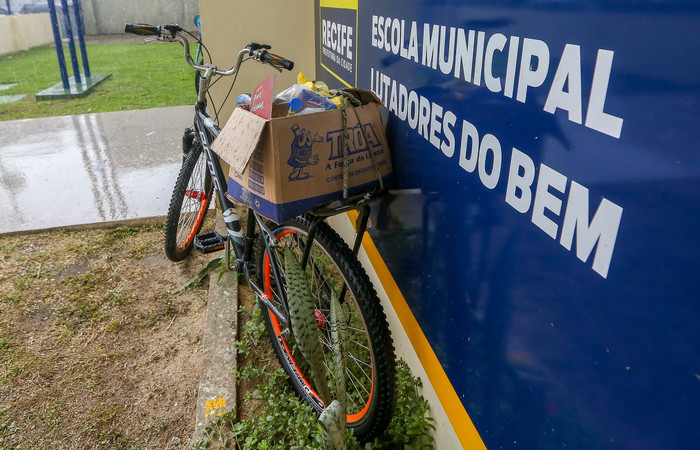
[211,90,392,223]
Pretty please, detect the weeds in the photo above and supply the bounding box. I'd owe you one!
[0,337,11,350]
[105,320,122,332]
[0,407,18,446]
[13,265,43,290]
[104,290,129,306]
[67,271,98,292]
[197,304,436,449]
[1,348,43,384]
[69,243,92,255]
[84,406,133,446]
[0,292,21,304]
[107,226,140,241]
[129,242,151,259]
[0,224,207,447]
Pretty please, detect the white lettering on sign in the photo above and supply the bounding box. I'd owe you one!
[505,147,536,213]
[321,19,355,73]
[560,181,623,278]
[370,16,625,139]
[503,147,623,278]
[322,18,353,59]
[373,16,420,62]
[370,68,624,278]
[484,33,507,93]
[544,44,583,124]
[454,28,475,83]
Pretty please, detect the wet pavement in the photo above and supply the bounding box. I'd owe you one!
[0,106,193,234]
[0,83,25,104]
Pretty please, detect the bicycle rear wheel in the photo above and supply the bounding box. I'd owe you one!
[164,141,213,262]
[256,214,396,442]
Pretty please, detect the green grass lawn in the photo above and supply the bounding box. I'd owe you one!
[0,42,195,121]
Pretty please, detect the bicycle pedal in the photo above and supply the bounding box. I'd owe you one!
[194,231,226,254]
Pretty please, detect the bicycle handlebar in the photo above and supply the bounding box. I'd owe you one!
[124,23,295,77]
[259,51,295,71]
[124,23,161,36]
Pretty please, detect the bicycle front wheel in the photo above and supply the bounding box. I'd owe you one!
[256,214,396,442]
[164,141,213,262]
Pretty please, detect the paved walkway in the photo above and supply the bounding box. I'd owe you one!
[0,106,192,234]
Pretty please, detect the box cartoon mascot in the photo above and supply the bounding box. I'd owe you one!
[288,124,322,180]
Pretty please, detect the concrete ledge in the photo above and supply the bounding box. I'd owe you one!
[192,264,238,443]
[0,216,168,237]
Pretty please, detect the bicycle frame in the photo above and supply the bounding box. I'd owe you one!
[125,24,397,441]
[191,96,291,325]
[172,29,372,327]
[138,25,291,325]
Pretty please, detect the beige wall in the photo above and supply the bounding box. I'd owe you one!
[0,13,53,55]
[199,0,316,126]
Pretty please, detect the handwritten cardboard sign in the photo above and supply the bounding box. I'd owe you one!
[249,73,276,120]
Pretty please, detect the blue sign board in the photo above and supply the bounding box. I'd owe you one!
[316,1,700,448]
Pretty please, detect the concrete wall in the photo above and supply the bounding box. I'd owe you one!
[198,0,461,447]
[0,13,53,55]
[81,0,199,35]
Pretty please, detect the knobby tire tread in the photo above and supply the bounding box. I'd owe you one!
[256,214,396,443]
[164,142,211,262]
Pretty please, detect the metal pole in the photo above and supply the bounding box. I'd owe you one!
[5,0,11,15]
[72,0,91,78]
[47,0,69,90]
[194,14,202,63]
[59,0,81,85]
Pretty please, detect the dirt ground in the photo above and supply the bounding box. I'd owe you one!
[0,222,218,448]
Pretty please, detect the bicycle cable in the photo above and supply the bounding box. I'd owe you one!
[206,91,219,126]
[213,57,249,123]
[178,30,221,125]
[183,29,213,66]
[180,29,250,126]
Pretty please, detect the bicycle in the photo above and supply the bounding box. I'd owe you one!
[124,23,396,442]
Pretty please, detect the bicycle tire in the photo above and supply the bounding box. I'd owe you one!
[164,141,213,262]
[256,214,396,442]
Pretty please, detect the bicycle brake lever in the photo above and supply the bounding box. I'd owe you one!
[246,42,272,52]
[266,63,283,73]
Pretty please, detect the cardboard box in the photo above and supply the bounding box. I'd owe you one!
[211,101,392,223]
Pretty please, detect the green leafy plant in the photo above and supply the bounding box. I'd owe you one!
[283,246,332,403]
[197,250,436,449]
[317,289,349,449]
[170,256,225,294]
[372,359,436,449]
[0,293,21,305]
[199,346,434,448]
[106,226,140,241]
